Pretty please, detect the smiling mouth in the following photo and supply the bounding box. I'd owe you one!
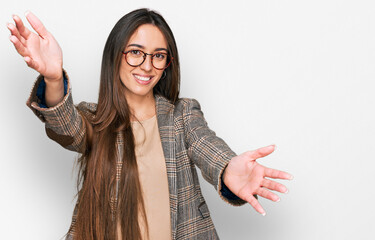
[133,74,153,81]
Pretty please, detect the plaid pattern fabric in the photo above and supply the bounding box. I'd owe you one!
[27,70,246,240]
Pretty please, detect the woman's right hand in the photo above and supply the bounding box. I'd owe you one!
[7,11,63,82]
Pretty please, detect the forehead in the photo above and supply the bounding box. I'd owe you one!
[126,24,167,50]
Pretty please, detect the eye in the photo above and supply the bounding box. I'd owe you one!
[130,50,141,55]
[154,53,166,60]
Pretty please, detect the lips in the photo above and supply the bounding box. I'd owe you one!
[133,74,153,85]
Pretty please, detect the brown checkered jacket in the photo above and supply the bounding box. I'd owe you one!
[27,70,246,240]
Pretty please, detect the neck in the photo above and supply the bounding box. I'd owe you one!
[126,92,156,122]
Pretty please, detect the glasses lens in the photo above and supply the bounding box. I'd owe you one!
[125,50,171,69]
[126,50,145,66]
[152,53,170,69]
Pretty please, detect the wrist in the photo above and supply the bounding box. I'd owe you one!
[44,74,63,84]
[222,165,229,185]
[44,69,63,83]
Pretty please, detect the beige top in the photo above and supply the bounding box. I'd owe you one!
[118,115,172,240]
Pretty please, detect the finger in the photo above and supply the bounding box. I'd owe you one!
[245,144,275,161]
[12,14,32,40]
[7,22,25,45]
[261,179,288,193]
[25,11,48,39]
[9,35,29,57]
[244,194,266,216]
[264,167,293,180]
[24,56,40,72]
[256,187,280,202]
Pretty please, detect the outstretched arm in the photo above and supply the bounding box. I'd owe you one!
[8,12,91,153]
[223,145,293,215]
[7,11,64,107]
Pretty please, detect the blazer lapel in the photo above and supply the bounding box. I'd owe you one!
[155,95,178,239]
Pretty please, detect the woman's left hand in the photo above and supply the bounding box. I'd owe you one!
[223,145,292,215]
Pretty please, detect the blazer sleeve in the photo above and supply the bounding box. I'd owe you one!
[26,69,90,153]
[183,98,247,206]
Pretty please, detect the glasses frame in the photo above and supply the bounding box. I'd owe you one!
[122,50,173,70]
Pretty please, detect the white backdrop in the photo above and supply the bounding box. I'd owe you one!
[1,0,374,239]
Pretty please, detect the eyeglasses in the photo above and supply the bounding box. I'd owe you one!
[122,49,173,70]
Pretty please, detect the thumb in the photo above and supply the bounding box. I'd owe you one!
[24,56,40,72]
[245,144,276,161]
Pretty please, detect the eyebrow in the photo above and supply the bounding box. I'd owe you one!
[127,43,168,52]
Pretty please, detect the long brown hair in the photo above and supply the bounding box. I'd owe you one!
[72,8,180,240]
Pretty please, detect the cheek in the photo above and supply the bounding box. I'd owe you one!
[119,63,135,82]
[156,68,166,78]
[153,71,164,84]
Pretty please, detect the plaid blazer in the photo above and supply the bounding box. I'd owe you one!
[27,70,246,240]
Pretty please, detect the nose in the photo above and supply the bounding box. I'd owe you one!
[140,54,153,72]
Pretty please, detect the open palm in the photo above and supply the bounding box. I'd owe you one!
[223,145,292,215]
[7,11,63,81]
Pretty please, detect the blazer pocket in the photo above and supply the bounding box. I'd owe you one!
[198,201,210,219]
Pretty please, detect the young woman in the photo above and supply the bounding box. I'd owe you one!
[7,8,293,240]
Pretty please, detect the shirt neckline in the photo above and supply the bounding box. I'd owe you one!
[131,114,157,124]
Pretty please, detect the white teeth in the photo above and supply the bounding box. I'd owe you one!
[134,74,151,81]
